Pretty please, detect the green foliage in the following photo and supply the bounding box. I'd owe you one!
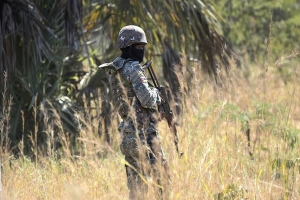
[270,157,300,199]
[217,100,300,150]
[210,0,300,62]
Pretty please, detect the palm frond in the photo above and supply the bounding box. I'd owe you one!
[63,0,83,52]
[0,1,16,88]
[161,40,183,116]
[83,0,238,80]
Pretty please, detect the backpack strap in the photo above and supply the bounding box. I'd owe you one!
[98,62,116,74]
[99,59,134,88]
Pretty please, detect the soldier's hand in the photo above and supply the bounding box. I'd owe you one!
[157,90,166,103]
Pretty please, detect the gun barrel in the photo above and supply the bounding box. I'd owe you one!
[148,66,159,88]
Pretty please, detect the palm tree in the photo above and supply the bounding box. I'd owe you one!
[0,0,238,155]
[0,0,85,155]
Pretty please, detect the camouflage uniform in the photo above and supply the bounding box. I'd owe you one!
[104,25,170,200]
[109,56,169,200]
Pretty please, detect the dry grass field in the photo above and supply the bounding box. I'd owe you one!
[1,56,300,200]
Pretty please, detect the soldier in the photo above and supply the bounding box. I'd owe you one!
[108,25,170,199]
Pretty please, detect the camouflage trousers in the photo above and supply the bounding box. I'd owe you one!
[119,122,170,200]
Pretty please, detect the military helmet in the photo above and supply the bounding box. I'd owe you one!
[117,25,147,48]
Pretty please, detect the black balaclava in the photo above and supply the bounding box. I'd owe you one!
[120,45,144,63]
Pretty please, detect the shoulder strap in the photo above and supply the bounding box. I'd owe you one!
[99,58,133,73]
[99,60,133,87]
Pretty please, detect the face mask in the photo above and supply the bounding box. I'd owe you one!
[130,46,144,63]
[120,46,131,59]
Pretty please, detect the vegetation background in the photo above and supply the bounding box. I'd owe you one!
[1,0,300,199]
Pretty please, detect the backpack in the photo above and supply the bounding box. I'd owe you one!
[79,62,131,120]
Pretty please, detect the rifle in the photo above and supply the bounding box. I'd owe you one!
[142,60,183,157]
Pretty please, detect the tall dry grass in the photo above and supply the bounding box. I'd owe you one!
[1,53,300,200]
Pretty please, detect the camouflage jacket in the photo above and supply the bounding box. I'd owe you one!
[112,57,162,135]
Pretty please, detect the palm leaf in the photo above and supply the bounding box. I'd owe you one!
[82,0,238,79]
[0,0,88,150]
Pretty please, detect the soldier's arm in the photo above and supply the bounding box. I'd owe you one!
[128,61,161,108]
